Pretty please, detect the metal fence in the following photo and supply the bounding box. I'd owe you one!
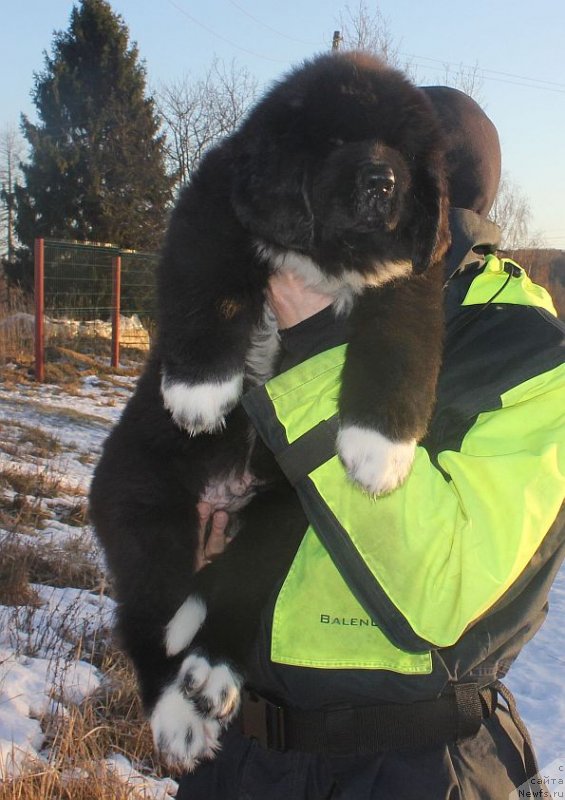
[34,238,159,380]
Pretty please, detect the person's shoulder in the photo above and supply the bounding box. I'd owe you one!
[439,263,564,414]
[445,256,564,353]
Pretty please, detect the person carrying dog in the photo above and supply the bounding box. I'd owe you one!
[176,87,565,799]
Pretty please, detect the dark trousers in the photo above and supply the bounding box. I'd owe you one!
[176,704,533,800]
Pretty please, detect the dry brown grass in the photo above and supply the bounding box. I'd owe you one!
[0,531,105,602]
[74,645,157,765]
[0,532,169,797]
[0,340,144,389]
[0,362,34,388]
[0,275,34,367]
[0,767,134,800]
[51,345,107,369]
[0,464,63,498]
[0,645,168,800]
[16,425,62,458]
[0,464,68,532]
[0,490,52,532]
[0,329,172,798]
[77,452,99,467]
[0,536,43,607]
[0,459,100,600]
[55,498,90,528]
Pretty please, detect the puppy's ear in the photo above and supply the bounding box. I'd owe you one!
[411,163,451,274]
[231,147,314,251]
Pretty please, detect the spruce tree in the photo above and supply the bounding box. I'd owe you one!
[13,0,173,280]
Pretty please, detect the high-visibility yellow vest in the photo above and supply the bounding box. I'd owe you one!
[243,259,565,678]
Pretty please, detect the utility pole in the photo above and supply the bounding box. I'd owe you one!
[332,30,342,51]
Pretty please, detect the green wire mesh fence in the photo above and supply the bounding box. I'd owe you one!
[34,239,159,380]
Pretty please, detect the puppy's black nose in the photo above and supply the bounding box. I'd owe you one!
[363,164,395,196]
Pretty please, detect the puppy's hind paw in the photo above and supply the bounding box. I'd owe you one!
[337,425,416,496]
[151,653,242,772]
[161,373,244,435]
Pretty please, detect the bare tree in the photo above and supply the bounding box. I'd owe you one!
[156,58,258,193]
[337,1,488,101]
[0,125,25,261]
[490,171,542,250]
[439,60,484,103]
[337,1,402,67]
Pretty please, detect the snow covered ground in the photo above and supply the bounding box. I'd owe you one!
[0,366,178,797]
[0,364,563,795]
[506,575,565,769]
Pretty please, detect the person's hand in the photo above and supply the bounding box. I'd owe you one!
[194,502,232,571]
[267,270,334,329]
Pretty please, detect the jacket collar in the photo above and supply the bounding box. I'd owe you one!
[445,208,501,281]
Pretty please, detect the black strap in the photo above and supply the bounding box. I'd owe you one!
[274,416,339,486]
[241,683,496,756]
[492,680,539,780]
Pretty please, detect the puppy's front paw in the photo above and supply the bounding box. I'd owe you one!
[151,653,242,772]
[161,372,244,435]
[337,425,416,495]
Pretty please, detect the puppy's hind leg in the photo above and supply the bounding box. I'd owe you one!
[154,486,307,767]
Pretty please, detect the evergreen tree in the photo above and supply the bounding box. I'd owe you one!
[12,0,173,283]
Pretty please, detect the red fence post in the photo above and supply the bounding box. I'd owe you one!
[111,254,121,368]
[34,237,45,382]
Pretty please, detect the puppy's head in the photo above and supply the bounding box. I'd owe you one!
[231,52,450,277]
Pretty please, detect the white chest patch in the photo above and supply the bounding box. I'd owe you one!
[256,241,412,315]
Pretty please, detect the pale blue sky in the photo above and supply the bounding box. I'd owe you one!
[3,0,564,247]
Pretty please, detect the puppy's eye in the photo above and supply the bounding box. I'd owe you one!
[328,137,345,147]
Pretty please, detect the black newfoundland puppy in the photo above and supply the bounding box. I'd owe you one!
[90,51,449,770]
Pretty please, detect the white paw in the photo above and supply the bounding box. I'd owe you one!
[337,425,416,495]
[160,373,244,435]
[165,595,207,657]
[151,654,242,772]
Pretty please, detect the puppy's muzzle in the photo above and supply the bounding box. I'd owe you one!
[361,163,395,200]
[356,164,396,223]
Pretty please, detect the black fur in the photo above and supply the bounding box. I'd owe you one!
[89,51,449,768]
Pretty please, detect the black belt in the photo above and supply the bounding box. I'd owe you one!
[241,683,497,756]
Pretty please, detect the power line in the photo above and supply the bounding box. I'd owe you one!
[227,0,325,47]
[403,51,565,91]
[220,1,565,95]
[411,59,565,95]
[166,0,288,64]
